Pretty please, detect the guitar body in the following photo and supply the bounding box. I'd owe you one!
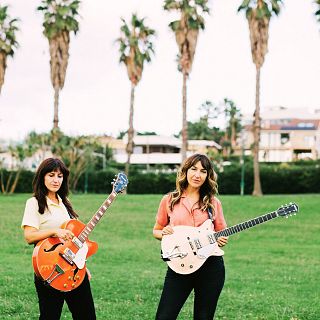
[32,219,98,292]
[161,220,224,275]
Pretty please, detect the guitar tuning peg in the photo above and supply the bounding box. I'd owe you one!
[111,182,114,185]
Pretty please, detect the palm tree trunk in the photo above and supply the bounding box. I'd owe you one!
[181,71,188,161]
[53,86,59,128]
[125,84,135,177]
[0,52,7,94]
[231,119,237,153]
[252,66,263,196]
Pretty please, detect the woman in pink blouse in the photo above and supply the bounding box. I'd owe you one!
[153,153,228,320]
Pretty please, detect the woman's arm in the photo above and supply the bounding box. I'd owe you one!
[23,226,74,244]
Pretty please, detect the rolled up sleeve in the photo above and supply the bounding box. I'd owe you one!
[156,195,170,227]
[21,198,40,230]
[213,198,227,231]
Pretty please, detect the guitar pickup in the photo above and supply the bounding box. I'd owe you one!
[72,237,83,249]
[59,247,76,265]
[194,239,202,249]
[208,234,216,244]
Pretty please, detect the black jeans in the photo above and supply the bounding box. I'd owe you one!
[155,256,225,320]
[34,273,96,320]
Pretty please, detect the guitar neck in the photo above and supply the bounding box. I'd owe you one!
[78,192,117,243]
[215,210,279,239]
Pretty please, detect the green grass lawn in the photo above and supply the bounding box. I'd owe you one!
[0,193,319,319]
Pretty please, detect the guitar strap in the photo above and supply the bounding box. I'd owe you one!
[208,207,214,222]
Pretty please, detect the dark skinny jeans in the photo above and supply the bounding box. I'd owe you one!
[34,273,96,320]
[155,256,225,320]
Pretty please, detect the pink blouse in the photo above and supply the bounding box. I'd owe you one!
[156,194,227,232]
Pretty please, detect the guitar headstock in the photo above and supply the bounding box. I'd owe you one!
[111,172,128,194]
[277,202,299,218]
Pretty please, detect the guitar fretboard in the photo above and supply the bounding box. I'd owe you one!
[77,192,117,243]
[214,210,278,239]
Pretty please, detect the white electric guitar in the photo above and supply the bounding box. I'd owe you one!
[161,203,299,274]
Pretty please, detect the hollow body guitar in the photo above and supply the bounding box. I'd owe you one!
[32,173,128,292]
[161,203,299,274]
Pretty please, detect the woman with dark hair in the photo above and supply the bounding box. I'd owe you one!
[153,153,228,320]
[21,158,96,320]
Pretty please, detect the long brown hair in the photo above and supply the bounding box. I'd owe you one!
[32,158,78,218]
[170,153,218,214]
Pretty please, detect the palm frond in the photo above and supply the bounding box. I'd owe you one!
[37,0,80,39]
[116,13,155,85]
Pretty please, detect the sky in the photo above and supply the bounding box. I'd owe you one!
[1,0,320,142]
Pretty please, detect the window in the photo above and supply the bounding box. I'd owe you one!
[280,133,290,144]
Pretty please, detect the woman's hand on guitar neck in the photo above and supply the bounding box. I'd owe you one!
[217,236,228,247]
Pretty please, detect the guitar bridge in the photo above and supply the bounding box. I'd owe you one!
[44,264,65,285]
[161,246,188,260]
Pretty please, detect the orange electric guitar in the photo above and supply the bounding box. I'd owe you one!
[32,172,128,292]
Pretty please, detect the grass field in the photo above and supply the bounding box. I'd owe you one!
[0,193,319,319]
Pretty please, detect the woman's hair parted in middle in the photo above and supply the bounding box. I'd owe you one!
[32,158,78,218]
[169,153,218,213]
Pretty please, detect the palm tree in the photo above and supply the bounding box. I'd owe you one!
[164,0,209,161]
[223,98,242,154]
[37,0,80,129]
[116,13,155,177]
[0,5,19,94]
[238,0,282,196]
[316,1,320,22]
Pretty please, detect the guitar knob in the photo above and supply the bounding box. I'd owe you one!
[64,284,67,288]
[68,276,72,280]
[72,283,75,288]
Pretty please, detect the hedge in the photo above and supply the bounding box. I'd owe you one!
[1,163,319,195]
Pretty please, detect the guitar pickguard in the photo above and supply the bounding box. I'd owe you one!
[72,242,88,269]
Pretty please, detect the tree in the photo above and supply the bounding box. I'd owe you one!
[187,100,221,141]
[222,98,242,155]
[316,1,320,23]
[238,0,282,196]
[52,131,100,191]
[26,129,102,191]
[198,100,220,126]
[37,0,80,129]
[0,4,19,94]
[116,13,155,177]
[187,120,222,142]
[164,0,209,161]
[0,142,36,194]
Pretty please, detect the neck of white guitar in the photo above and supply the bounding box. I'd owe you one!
[214,210,278,239]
